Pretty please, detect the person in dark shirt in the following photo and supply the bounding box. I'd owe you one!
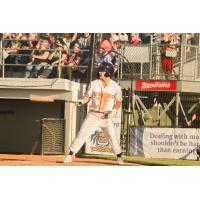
[15,34,32,66]
[38,43,67,78]
[24,40,50,78]
[63,43,81,81]
[77,33,91,66]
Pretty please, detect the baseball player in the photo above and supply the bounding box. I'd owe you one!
[63,62,124,165]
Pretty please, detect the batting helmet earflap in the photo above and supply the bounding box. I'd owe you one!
[98,62,114,78]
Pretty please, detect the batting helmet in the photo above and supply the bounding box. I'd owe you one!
[98,62,114,78]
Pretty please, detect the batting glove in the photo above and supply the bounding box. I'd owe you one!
[77,99,84,107]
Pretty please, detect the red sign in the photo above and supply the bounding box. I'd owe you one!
[135,80,177,91]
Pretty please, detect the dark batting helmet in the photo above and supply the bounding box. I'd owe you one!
[98,62,114,78]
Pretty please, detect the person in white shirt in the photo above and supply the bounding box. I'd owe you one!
[63,62,124,165]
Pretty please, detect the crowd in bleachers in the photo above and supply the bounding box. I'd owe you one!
[0,33,199,81]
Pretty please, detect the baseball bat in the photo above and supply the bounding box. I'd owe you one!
[30,95,81,104]
[30,95,54,103]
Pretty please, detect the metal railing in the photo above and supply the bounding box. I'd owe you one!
[0,38,90,82]
[120,43,200,81]
[1,37,200,82]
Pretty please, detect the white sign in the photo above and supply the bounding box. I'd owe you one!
[85,109,121,155]
[130,127,200,160]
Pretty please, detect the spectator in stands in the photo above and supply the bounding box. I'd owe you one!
[38,43,67,78]
[100,33,113,50]
[62,33,77,52]
[4,33,22,77]
[111,40,122,66]
[24,40,50,78]
[95,33,102,48]
[118,33,129,43]
[111,33,119,43]
[110,33,129,44]
[2,33,12,48]
[96,40,121,66]
[77,33,91,66]
[186,33,199,55]
[77,33,90,49]
[63,43,81,81]
[28,33,38,40]
[160,33,177,78]
[153,33,162,44]
[191,33,199,45]
[62,34,71,51]
[96,33,113,64]
[96,40,112,65]
[54,35,65,49]
[43,33,54,49]
[172,33,181,44]
[28,33,39,49]
[139,33,152,44]
[4,33,21,62]
[15,34,32,66]
[130,33,141,45]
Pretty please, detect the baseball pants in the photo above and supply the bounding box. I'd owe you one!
[69,113,122,155]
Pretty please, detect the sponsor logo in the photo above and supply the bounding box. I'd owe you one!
[91,131,110,147]
[136,80,176,91]
[90,130,113,153]
[91,147,114,153]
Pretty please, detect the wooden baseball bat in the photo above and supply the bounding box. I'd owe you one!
[30,95,54,103]
[30,95,81,104]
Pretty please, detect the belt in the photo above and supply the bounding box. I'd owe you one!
[89,110,111,119]
[89,110,105,114]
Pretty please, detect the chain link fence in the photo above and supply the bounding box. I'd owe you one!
[120,43,200,81]
[121,88,200,155]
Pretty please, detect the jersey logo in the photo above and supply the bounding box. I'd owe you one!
[93,92,114,112]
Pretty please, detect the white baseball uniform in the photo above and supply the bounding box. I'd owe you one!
[69,79,122,155]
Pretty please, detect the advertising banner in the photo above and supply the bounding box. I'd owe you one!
[85,109,121,155]
[135,80,177,91]
[130,127,200,160]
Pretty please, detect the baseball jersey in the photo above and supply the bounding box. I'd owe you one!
[85,79,122,113]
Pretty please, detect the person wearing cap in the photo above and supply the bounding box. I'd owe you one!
[63,62,124,165]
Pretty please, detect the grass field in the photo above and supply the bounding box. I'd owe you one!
[80,154,200,166]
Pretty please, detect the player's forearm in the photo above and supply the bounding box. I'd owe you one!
[81,96,90,104]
